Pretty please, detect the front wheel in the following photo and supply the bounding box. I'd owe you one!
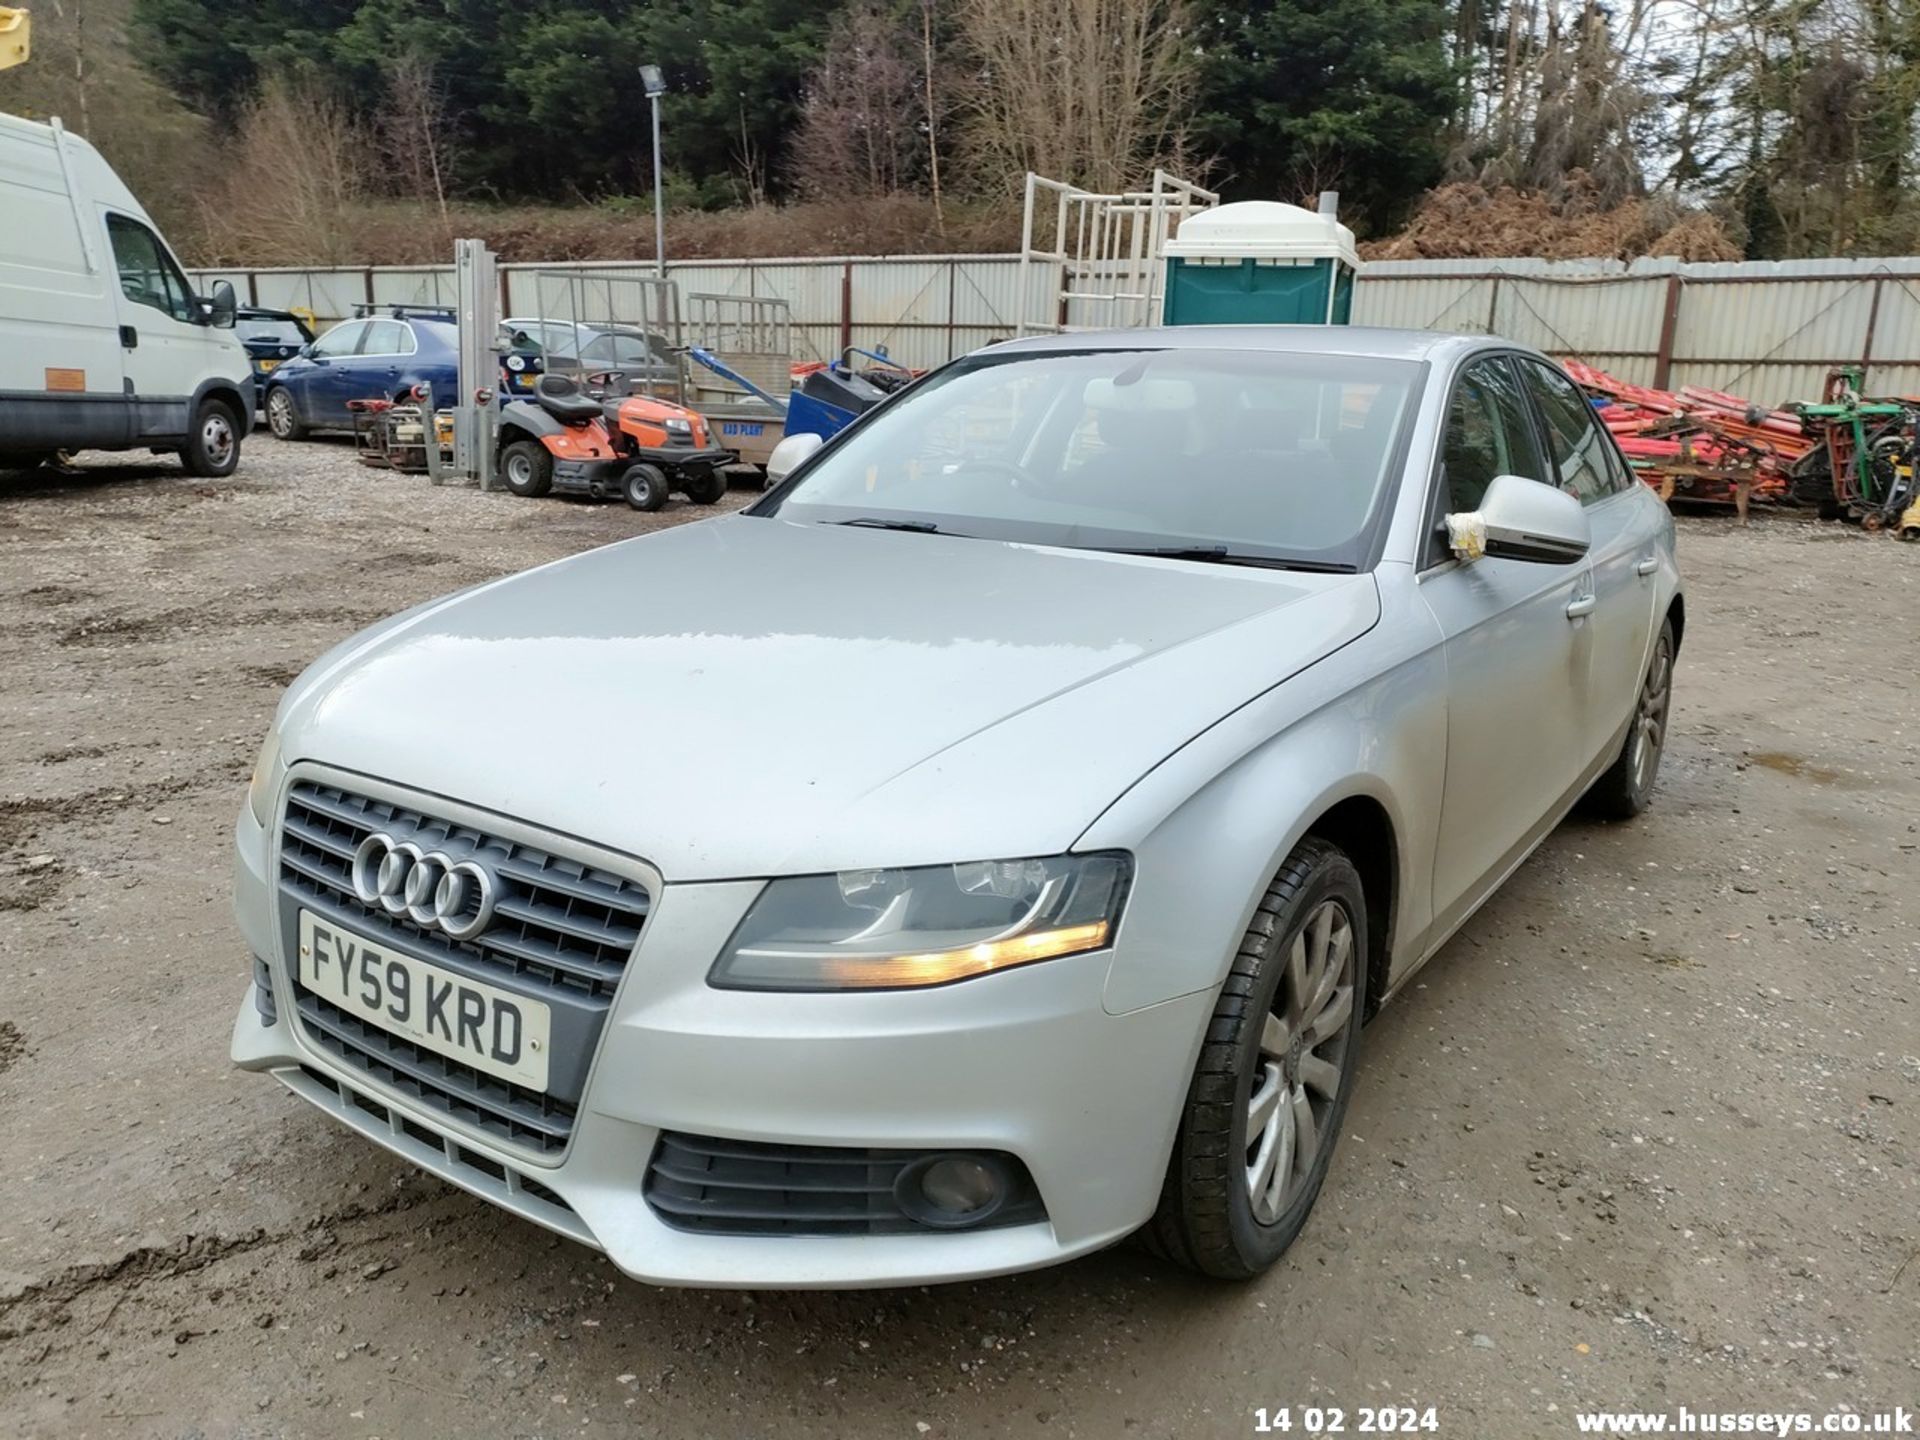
[683,469,726,505]
[623,463,670,512]
[500,440,553,498]
[265,387,307,441]
[1581,618,1674,819]
[180,399,241,477]
[1144,837,1365,1279]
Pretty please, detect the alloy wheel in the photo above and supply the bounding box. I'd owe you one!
[1246,898,1357,1225]
[1631,636,1672,794]
[267,391,294,438]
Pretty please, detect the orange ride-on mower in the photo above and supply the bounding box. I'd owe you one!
[496,372,733,511]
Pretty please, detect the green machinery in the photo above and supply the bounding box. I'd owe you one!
[1791,367,1920,535]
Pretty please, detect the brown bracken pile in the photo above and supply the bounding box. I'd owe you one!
[1363,174,1741,262]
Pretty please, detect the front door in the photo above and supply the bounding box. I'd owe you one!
[103,211,206,442]
[1419,356,1596,928]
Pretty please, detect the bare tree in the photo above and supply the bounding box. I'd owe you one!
[957,0,1195,193]
[791,0,925,198]
[380,56,457,246]
[198,75,371,265]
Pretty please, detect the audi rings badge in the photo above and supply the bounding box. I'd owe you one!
[349,832,497,941]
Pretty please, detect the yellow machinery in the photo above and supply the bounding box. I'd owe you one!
[0,8,28,70]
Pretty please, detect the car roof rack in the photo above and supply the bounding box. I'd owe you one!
[351,302,457,322]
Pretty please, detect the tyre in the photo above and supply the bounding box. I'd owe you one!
[1144,837,1366,1279]
[623,463,670,512]
[180,398,241,478]
[264,387,307,441]
[1581,618,1675,820]
[500,440,553,498]
[683,469,726,505]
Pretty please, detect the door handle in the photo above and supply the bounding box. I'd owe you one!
[1636,555,1659,576]
[119,324,138,349]
[1565,593,1597,620]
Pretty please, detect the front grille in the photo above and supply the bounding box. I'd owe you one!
[645,1132,1046,1236]
[295,990,577,1154]
[276,779,651,1158]
[280,782,648,1000]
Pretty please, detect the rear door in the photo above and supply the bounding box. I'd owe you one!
[1418,355,1596,928]
[1516,358,1659,768]
[103,212,205,442]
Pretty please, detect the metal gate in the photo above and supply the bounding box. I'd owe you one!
[1016,170,1219,336]
[518,270,686,401]
[685,293,792,406]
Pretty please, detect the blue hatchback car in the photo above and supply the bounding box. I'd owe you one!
[261,308,540,439]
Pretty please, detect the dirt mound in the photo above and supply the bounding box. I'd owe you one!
[1364,174,1740,262]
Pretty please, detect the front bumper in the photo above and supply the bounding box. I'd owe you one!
[231,785,1209,1288]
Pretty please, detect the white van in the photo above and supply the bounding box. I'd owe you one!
[0,111,251,475]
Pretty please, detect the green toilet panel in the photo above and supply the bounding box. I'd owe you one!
[1162,257,1350,325]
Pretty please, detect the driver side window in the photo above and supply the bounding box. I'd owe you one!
[310,323,364,359]
[106,214,197,324]
[1440,357,1545,513]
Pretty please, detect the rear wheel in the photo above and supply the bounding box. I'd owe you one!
[1144,838,1365,1279]
[500,440,553,498]
[683,469,727,505]
[180,398,241,477]
[1581,618,1675,819]
[265,387,306,441]
[623,463,670,512]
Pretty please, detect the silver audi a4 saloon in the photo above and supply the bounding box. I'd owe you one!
[233,327,1683,1287]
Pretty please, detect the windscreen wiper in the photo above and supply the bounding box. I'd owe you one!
[1089,545,1353,572]
[832,517,941,533]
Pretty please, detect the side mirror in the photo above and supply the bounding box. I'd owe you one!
[766,431,824,485]
[1447,473,1590,564]
[207,280,237,329]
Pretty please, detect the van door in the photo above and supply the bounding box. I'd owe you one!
[103,211,210,443]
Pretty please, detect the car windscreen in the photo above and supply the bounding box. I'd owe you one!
[759,347,1421,570]
[235,318,309,346]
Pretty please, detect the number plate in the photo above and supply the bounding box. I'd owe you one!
[296,911,550,1091]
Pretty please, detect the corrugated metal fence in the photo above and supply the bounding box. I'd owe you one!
[191,253,1920,406]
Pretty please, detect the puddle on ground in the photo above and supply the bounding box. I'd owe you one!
[1747,750,1853,786]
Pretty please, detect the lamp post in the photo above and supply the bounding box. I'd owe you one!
[640,64,667,280]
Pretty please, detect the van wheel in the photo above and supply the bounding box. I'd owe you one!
[500,440,553,497]
[1143,838,1365,1279]
[623,463,670,512]
[683,470,726,505]
[265,387,306,441]
[181,399,241,478]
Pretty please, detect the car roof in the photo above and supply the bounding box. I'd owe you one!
[979,326,1524,364]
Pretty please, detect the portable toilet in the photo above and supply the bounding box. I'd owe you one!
[1160,198,1360,326]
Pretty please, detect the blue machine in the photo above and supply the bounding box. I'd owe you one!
[688,344,908,444]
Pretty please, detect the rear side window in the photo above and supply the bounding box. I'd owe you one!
[1520,359,1618,504]
[1439,357,1546,513]
[361,320,412,355]
[106,214,197,323]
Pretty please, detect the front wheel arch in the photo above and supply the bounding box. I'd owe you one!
[1301,794,1397,1021]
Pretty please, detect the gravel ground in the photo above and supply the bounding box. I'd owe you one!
[0,438,1915,1440]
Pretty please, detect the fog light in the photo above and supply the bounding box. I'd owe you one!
[895,1153,1010,1229]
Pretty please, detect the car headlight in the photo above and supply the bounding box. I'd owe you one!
[710,853,1130,992]
[247,729,283,827]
